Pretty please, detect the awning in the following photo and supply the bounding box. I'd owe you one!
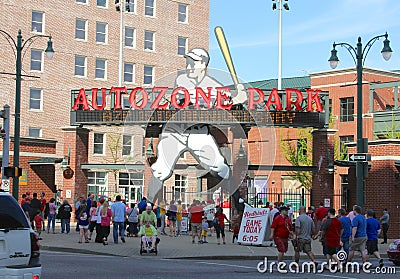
[28,157,63,165]
[81,163,144,170]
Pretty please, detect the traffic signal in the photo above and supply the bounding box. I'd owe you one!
[4,167,22,178]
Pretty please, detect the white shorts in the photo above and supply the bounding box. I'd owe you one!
[79,225,89,229]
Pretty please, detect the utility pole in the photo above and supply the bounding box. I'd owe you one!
[1,105,10,192]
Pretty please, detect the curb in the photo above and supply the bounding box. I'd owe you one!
[40,246,122,257]
[40,245,388,261]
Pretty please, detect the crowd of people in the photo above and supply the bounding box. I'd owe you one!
[20,191,391,266]
[268,201,390,268]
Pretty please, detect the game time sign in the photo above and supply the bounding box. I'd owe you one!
[70,86,327,128]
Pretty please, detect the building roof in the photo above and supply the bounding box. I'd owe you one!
[248,76,310,90]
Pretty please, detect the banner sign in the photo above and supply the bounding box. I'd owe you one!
[238,204,269,245]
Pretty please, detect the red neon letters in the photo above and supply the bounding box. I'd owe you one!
[71,86,324,112]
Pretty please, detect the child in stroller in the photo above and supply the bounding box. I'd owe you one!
[139,220,159,254]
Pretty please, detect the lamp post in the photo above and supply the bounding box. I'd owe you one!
[272,0,289,90]
[0,29,54,200]
[328,33,392,209]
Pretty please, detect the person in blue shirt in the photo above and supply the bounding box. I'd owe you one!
[337,208,351,261]
[138,197,148,214]
[366,210,384,267]
[111,195,127,244]
[348,205,367,263]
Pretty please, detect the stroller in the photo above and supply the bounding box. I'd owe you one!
[140,237,160,255]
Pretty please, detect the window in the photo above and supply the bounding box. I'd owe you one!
[97,0,107,7]
[118,172,144,203]
[178,36,187,56]
[95,58,107,79]
[75,19,87,40]
[94,133,105,154]
[88,172,107,197]
[29,88,42,110]
[30,49,43,71]
[96,22,108,43]
[28,127,41,137]
[126,0,136,13]
[178,3,187,23]
[124,63,135,83]
[144,31,154,51]
[74,55,87,77]
[340,97,354,122]
[125,27,136,48]
[31,11,44,33]
[145,0,155,16]
[340,175,349,210]
[123,96,130,108]
[76,0,87,3]
[143,65,154,85]
[173,174,187,203]
[122,135,133,156]
[339,135,354,159]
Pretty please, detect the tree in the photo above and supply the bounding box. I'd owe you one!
[103,127,133,193]
[280,127,347,191]
[374,111,400,139]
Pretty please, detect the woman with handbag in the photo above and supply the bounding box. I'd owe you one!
[168,200,178,237]
[88,200,98,241]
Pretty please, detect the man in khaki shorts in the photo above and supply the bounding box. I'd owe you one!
[348,205,367,263]
[189,200,204,244]
[294,206,317,265]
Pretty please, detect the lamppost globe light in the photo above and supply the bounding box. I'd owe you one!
[45,36,55,59]
[381,36,392,61]
[328,47,339,69]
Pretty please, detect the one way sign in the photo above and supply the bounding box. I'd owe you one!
[349,153,371,162]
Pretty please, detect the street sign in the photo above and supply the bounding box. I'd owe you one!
[1,179,10,192]
[349,153,371,162]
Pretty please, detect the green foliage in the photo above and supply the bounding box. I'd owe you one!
[280,129,313,191]
[374,112,400,139]
[280,126,348,191]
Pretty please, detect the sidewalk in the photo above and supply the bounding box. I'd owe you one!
[40,223,391,260]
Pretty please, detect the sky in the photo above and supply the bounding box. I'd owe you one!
[208,0,400,83]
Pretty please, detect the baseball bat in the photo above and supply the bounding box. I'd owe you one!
[214,26,239,86]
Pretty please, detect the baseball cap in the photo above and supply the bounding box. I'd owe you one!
[279,206,289,211]
[185,48,209,61]
[99,198,105,204]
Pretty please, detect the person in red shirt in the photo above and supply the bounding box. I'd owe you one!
[315,202,328,231]
[33,210,43,239]
[214,206,230,245]
[189,200,204,244]
[320,208,343,268]
[39,192,47,231]
[269,206,293,262]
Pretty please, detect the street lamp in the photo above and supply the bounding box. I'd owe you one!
[0,29,54,200]
[328,33,392,209]
[272,0,290,90]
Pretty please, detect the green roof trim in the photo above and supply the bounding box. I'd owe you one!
[81,163,144,170]
[248,76,311,90]
[28,157,63,165]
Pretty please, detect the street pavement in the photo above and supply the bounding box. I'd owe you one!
[39,223,392,260]
[41,251,400,279]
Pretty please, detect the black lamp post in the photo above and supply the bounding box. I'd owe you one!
[0,29,54,200]
[328,33,392,209]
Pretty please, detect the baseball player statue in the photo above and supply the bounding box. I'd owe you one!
[147,47,248,203]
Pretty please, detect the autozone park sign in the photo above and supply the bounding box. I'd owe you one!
[70,86,327,128]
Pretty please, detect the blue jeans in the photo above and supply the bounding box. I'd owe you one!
[61,219,70,233]
[47,213,55,232]
[113,222,125,243]
[337,237,350,262]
